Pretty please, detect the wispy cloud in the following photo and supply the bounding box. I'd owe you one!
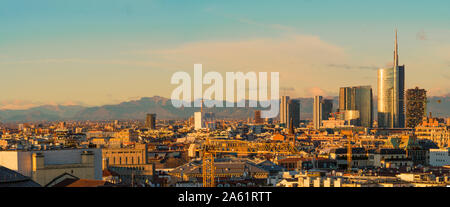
[0,58,162,68]
[327,64,379,70]
[0,100,86,110]
[416,29,427,41]
[233,17,297,32]
[142,34,347,71]
[204,8,297,33]
[304,87,336,97]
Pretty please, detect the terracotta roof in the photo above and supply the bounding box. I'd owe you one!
[102,169,119,177]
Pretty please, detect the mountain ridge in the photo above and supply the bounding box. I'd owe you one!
[0,96,448,122]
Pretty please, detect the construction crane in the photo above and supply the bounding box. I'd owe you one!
[341,130,354,172]
[199,138,301,187]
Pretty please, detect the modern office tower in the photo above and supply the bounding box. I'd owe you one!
[405,87,427,128]
[254,110,263,124]
[378,67,394,128]
[322,99,333,121]
[398,65,405,127]
[339,87,352,111]
[145,114,156,129]
[313,96,323,129]
[287,99,301,128]
[377,29,405,128]
[339,86,373,127]
[280,96,290,125]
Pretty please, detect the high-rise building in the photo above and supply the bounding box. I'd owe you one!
[145,114,156,129]
[405,87,427,128]
[378,67,394,128]
[313,96,323,129]
[194,112,204,130]
[339,86,373,127]
[195,99,215,130]
[339,87,352,111]
[378,29,405,128]
[321,99,333,121]
[254,110,263,124]
[287,99,301,128]
[280,96,290,125]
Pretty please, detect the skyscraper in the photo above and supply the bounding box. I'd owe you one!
[145,114,156,129]
[194,112,204,130]
[313,96,323,129]
[321,99,333,121]
[339,86,373,128]
[287,99,301,128]
[280,96,290,125]
[339,87,352,111]
[378,67,394,128]
[377,29,405,128]
[405,87,427,128]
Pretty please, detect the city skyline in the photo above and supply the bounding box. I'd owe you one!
[1,0,450,110]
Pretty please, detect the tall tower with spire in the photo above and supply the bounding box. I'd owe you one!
[393,29,405,128]
[378,29,406,128]
[394,28,399,68]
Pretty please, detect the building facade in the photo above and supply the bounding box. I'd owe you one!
[313,96,323,129]
[415,117,450,148]
[322,99,333,121]
[254,110,263,124]
[145,114,156,129]
[280,96,290,125]
[339,86,373,128]
[429,149,450,166]
[287,99,301,128]
[405,87,427,128]
[0,149,102,186]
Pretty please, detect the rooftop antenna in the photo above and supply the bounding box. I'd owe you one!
[201,98,204,113]
[394,28,399,67]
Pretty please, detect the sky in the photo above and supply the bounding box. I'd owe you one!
[1,0,449,109]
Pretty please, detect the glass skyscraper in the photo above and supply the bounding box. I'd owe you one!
[280,96,290,125]
[287,99,301,128]
[339,86,373,128]
[377,29,405,128]
[313,96,322,129]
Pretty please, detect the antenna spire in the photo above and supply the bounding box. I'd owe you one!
[394,28,398,67]
[201,98,204,113]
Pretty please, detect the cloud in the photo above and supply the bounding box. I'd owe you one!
[135,34,349,97]
[61,101,86,106]
[0,58,164,68]
[443,73,450,80]
[280,87,296,91]
[0,100,41,110]
[0,100,85,110]
[416,29,427,41]
[327,64,378,70]
[233,17,296,32]
[304,87,329,97]
[204,8,297,33]
[143,34,347,72]
[427,87,450,97]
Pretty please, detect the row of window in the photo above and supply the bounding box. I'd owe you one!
[111,156,142,164]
